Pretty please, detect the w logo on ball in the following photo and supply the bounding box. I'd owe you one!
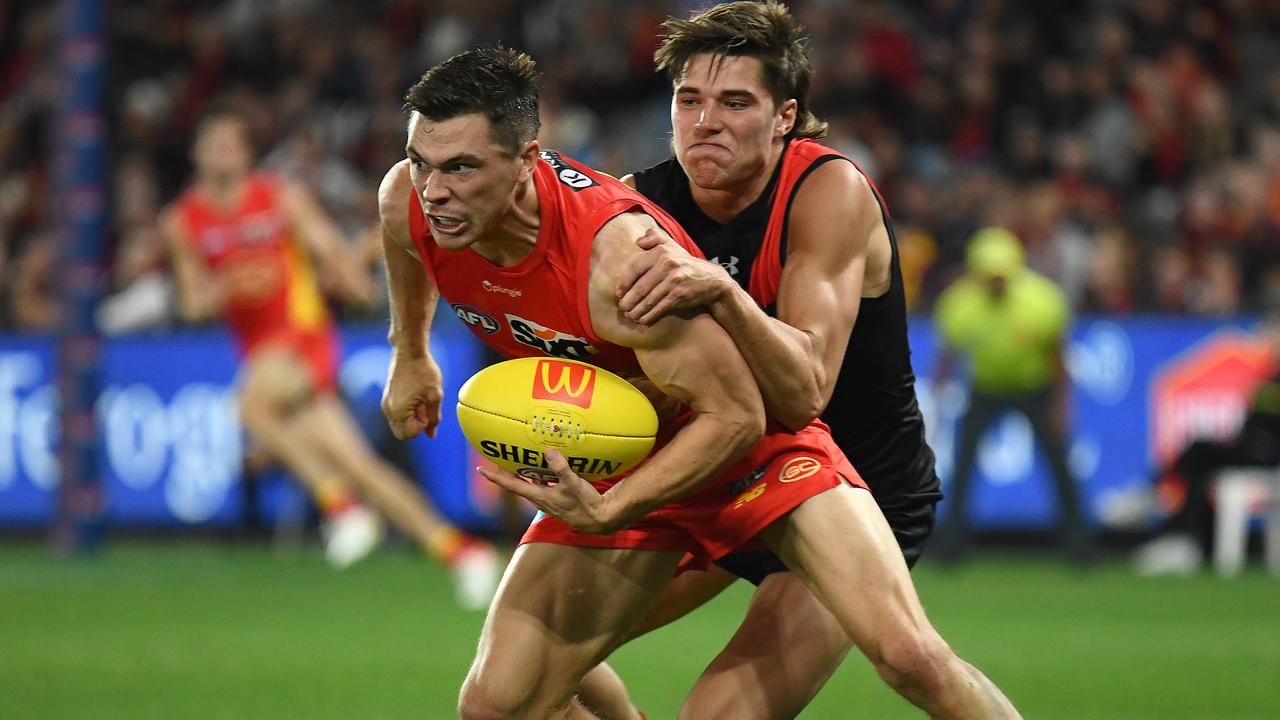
[532,360,597,409]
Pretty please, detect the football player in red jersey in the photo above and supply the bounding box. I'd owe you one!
[161,106,499,609]
[380,46,1018,719]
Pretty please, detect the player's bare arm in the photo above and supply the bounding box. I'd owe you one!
[378,160,444,440]
[279,181,375,306]
[616,162,875,431]
[481,211,766,534]
[160,207,223,323]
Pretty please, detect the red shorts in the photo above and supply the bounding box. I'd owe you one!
[291,328,340,394]
[242,327,341,395]
[520,421,867,569]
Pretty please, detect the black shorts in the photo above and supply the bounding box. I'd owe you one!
[714,490,940,585]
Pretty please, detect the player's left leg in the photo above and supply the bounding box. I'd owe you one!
[577,565,738,719]
[677,570,850,720]
[760,483,1022,719]
[458,543,681,719]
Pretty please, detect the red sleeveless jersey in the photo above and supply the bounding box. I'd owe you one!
[408,150,702,377]
[175,172,334,356]
[749,139,889,308]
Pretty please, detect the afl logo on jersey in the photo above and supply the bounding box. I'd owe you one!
[198,227,233,256]
[452,304,499,334]
[540,150,599,192]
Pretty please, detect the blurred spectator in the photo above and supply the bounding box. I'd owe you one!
[931,228,1096,565]
[96,223,174,334]
[97,154,174,334]
[0,0,1278,319]
[9,231,60,332]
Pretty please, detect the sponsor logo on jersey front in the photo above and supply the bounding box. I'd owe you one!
[531,359,596,409]
[506,313,596,360]
[452,304,499,334]
[197,227,234,256]
[778,456,821,483]
[239,211,287,245]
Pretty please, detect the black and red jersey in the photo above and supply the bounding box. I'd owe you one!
[632,139,942,510]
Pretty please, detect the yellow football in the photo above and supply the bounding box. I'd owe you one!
[456,357,658,483]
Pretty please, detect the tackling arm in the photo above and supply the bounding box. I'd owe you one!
[617,162,872,431]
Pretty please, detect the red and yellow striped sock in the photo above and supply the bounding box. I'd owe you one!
[429,526,477,565]
[315,482,358,517]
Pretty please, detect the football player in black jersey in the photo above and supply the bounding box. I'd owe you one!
[576,3,1021,719]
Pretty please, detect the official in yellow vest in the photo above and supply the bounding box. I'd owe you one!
[932,227,1095,565]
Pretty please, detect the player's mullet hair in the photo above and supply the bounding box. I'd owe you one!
[403,46,542,157]
[655,0,827,140]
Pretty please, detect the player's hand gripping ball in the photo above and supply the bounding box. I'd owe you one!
[457,358,658,483]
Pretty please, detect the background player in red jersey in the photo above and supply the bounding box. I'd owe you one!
[381,47,1018,720]
[161,106,499,609]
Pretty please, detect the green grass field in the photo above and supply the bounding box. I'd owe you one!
[2,541,1278,720]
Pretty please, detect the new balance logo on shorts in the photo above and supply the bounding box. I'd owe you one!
[733,483,767,509]
[727,466,766,496]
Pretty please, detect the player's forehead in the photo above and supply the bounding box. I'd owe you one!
[405,111,505,161]
[199,115,250,143]
[676,53,769,98]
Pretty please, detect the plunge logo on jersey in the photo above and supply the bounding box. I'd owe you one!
[452,304,499,334]
[539,150,599,192]
[506,313,596,360]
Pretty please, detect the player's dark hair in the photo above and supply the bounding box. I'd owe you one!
[403,46,542,157]
[194,101,252,144]
[655,0,826,140]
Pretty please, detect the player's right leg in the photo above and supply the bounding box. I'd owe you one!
[583,491,940,719]
[761,482,1021,719]
[458,542,681,720]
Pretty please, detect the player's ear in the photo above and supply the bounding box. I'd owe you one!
[518,140,540,181]
[775,99,797,138]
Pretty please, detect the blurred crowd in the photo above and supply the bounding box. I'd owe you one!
[2,0,1280,335]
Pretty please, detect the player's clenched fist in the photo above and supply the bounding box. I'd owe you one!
[381,351,443,439]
